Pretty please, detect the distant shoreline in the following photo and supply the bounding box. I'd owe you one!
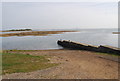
[0,30,77,37]
[0,29,32,32]
[113,32,120,34]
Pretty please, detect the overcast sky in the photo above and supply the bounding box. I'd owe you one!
[2,2,118,30]
[1,0,119,2]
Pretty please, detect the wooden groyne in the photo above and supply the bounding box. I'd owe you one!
[57,40,120,55]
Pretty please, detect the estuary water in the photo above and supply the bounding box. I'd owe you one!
[2,29,118,50]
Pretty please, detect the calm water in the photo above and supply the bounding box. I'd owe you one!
[2,29,118,50]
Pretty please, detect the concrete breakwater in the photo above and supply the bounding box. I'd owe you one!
[57,40,120,55]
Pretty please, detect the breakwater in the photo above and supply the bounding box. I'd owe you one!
[57,40,120,55]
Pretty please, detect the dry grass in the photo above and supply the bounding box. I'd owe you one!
[0,31,76,37]
[113,32,120,34]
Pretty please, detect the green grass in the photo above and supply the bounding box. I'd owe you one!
[96,52,120,57]
[2,53,58,75]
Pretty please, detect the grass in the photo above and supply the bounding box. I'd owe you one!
[3,49,119,57]
[3,49,64,53]
[2,53,58,75]
[96,52,120,57]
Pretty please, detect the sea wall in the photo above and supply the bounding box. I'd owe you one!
[57,40,120,55]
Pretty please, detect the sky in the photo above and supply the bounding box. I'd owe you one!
[1,0,119,2]
[1,2,118,30]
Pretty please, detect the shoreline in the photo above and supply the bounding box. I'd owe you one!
[0,30,77,37]
[113,32,120,34]
[3,49,119,63]
[3,48,120,57]
[2,49,119,79]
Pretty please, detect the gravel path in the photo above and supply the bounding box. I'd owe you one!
[2,49,119,79]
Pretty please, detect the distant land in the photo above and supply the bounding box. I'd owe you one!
[1,29,32,32]
[113,32,120,34]
[0,30,77,37]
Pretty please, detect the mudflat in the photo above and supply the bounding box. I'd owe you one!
[2,49,119,79]
[0,31,76,37]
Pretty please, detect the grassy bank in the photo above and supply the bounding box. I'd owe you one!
[0,30,76,37]
[2,52,58,75]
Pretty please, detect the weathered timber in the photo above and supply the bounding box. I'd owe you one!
[57,40,120,55]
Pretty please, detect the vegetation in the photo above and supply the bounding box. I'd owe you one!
[2,53,58,74]
[96,52,120,57]
[0,31,76,37]
[3,29,32,32]
[0,53,2,75]
[3,49,62,53]
[113,32,120,34]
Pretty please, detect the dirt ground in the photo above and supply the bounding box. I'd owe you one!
[2,49,119,79]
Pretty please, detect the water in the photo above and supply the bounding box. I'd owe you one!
[2,29,118,50]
